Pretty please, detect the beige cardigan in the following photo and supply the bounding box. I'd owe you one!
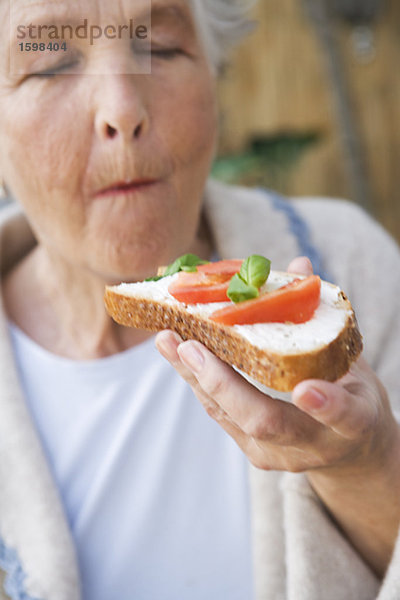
[1,180,400,600]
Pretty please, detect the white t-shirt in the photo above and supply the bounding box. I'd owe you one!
[8,323,254,600]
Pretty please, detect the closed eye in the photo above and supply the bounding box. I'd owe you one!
[133,43,184,60]
[32,59,80,78]
[151,48,183,59]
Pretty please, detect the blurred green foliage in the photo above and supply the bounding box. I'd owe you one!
[212,131,321,192]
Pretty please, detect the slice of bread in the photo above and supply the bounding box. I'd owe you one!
[104,271,362,392]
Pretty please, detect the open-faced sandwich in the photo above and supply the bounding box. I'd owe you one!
[104,254,362,392]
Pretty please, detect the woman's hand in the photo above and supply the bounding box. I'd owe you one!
[155,257,400,577]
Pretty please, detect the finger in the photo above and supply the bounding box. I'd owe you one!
[156,331,235,420]
[287,256,314,276]
[156,332,253,451]
[292,377,379,440]
[155,330,200,387]
[177,339,322,446]
[155,330,183,359]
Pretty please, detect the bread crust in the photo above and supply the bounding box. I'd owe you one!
[104,287,363,392]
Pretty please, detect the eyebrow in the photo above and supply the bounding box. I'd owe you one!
[10,1,72,23]
[151,3,193,23]
[10,1,194,27]
[149,2,196,34]
[8,0,196,49]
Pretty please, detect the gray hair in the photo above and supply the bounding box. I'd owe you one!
[189,0,256,72]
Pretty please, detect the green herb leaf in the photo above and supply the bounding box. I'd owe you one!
[240,255,271,288]
[226,254,271,303]
[145,254,208,281]
[164,253,209,277]
[146,254,209,281]
[144,276,163,282]
[227,273,259,303]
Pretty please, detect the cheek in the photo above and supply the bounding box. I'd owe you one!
[156,71,218,172]
[0,84,92,251]
[150,70,217,244]
[1,84,88,201]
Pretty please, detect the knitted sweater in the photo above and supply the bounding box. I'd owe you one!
[0,180,399,600]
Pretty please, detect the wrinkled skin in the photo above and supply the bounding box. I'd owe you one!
[0,0,217,283]
[0,0,217,357]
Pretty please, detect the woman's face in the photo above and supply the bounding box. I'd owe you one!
[0,0,218,282]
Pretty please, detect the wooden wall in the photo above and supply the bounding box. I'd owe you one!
[217,0,400,243]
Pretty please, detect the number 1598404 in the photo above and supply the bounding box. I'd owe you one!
[19,42,67,52]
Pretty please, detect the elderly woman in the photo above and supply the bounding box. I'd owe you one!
[0,0,400,599]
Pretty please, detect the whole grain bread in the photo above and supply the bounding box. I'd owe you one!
[104,273,362,392]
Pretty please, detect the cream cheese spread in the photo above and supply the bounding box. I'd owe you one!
[114,271,351,356]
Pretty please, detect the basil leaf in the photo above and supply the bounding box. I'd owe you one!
[145,254,208,281]
[240,255,271,289]
[144,276,163,282]
[164,253,209,277]
[227,273,259,303]
[181,265,198,272]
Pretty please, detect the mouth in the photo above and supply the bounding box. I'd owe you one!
[95,178,160,197]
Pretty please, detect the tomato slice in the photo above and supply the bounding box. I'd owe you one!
[168,271,232,303]
[197,259,243,276]
[210,275,321,325]
[168,259,243,304]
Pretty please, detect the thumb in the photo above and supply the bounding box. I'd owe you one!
[292,379,378,440]
[287,256,314,277]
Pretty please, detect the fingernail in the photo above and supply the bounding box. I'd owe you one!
[178,343,205,374]
[300,388,328,412]
[156,331,181,360]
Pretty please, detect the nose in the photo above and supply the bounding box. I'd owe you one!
[94,75,149,143]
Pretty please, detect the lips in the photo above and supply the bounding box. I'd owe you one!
[95,178,159,197]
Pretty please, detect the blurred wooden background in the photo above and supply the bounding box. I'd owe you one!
[217,0,400,243]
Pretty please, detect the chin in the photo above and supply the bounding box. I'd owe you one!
[92,257,157,285]
[93,223,195,282]
[90,246,170,285]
